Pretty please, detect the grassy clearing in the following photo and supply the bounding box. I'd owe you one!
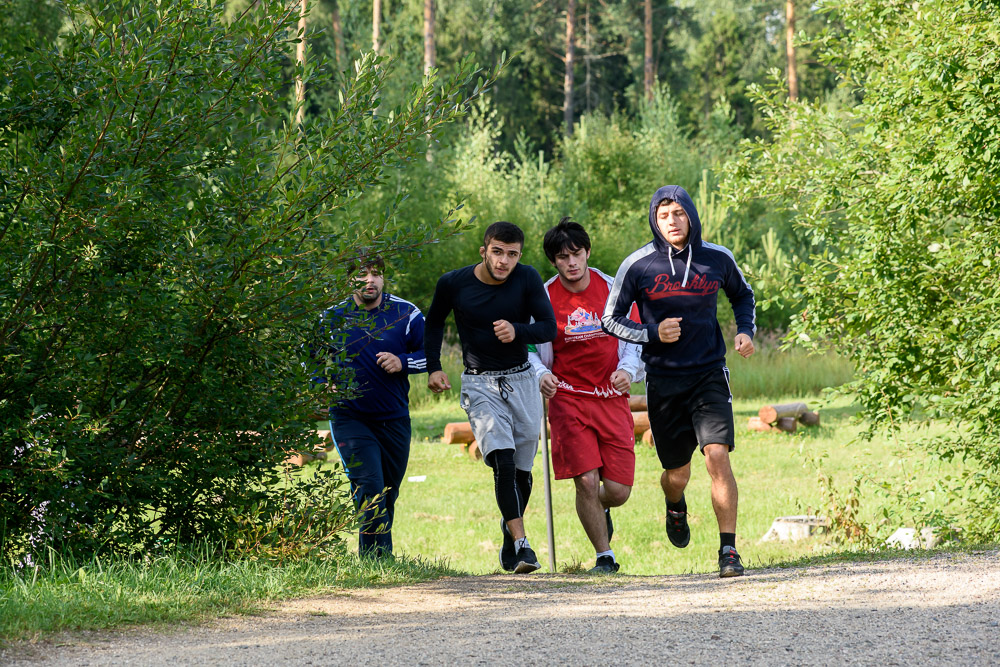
[0,549,459,642]
[368,392,968,576]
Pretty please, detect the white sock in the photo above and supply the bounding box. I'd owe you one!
[596,549,615,561]
[515,537,530,551]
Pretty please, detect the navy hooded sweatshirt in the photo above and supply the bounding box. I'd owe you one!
[601,185,756,376]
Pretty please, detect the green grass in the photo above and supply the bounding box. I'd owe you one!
[0,547,460,642]
[0,346,957,642]
[368,393,968,576]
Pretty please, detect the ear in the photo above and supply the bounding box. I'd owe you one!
[479,246,486,260]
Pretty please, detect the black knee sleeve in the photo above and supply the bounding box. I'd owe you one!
[486,449,521,522]
[515,468,532,515]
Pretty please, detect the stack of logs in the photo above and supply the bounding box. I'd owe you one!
[748,402,820,433]
[442,394,655,459]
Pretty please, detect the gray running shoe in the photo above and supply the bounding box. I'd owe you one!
[605,508,614,543]
[719,546,745,578]
[514,545,541,574]
[499,519,516,572]
[588,555,620,574]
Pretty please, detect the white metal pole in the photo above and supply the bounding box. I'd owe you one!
[540,396,556,572]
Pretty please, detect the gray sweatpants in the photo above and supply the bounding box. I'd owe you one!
[460,368,542,471]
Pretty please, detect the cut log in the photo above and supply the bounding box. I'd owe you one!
[748,416,797,433]
[747,416,777,432]
[284,429,336,466]
[641,428,655,446]
[628,394,647,411]
[775,417,798,433]
[758,402,808,424]
[467,440,482,461]
[442,422,475,444]
[631,411,649,436]
[798,410,820,426]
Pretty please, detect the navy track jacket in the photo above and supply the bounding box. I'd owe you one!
[601,185,756,376]
[317,293,426,420]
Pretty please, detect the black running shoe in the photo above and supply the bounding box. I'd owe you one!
[605,508,614,543]
[499,519,516,572]
[665,505,690,548]
[718,546,745,578]
[514,545,541,574]
[588,555,620,574]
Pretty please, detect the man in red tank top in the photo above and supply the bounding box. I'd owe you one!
[529,218,643,573]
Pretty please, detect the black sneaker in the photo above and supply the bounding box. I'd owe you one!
[514,545,541,574]
[499,519,516,572]
[665,504,690,548]
[605,508,614,543]
[719,546,745,578]
[588,555,620,574]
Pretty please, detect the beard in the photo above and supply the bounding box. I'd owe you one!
[356,287,381,304]
[484,258,510,282]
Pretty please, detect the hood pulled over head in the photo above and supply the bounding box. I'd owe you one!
[647,185,702,288]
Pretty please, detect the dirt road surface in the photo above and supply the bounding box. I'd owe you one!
[5,549,998,666]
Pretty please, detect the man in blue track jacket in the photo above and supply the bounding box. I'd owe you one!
[602,185,756,577]
[316,254,426,558]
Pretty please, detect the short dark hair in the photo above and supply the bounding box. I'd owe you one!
[345,249,385,275]
[483,221,524,248]
[543,217,591,262]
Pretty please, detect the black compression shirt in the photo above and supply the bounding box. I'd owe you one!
[424,263,556,373]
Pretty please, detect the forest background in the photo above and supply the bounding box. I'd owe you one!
[2,0,997,567]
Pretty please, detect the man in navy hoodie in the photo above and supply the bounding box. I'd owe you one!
[602,185,756,577]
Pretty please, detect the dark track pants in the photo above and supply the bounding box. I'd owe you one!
[330,412,411,557]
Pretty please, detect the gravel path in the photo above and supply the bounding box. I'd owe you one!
[6,549,999,666]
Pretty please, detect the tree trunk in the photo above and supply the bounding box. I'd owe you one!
[564,0,576,137]
[294,0,308,129]
[424,0,436,75]
[584,1,592,113]
[644,0,653,100]
[331,0,346,71]
[786,0,799,101]
[372,0,381,55]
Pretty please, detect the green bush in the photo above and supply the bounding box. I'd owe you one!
[0,0,498,559]
[725,0,1000,541]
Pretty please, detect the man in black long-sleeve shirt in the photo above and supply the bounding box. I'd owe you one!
[426,221,556,573]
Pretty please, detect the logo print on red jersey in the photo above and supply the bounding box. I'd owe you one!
[564,307,603,335]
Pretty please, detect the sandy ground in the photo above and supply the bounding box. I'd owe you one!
[4,549,999,666]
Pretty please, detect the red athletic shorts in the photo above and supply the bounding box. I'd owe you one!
[547,392,636,485]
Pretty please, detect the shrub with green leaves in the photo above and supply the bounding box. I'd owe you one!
[724,0,1000,541]
[0,0,497,559]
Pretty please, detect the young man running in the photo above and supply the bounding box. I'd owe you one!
[316,254,426,558]
[528,218,643,574]
[602,185,756,578]
[425,222,556,574]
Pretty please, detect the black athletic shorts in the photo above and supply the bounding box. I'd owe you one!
[646,366,735,470]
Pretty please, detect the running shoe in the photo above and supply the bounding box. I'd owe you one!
[514,545,541,574]
[665,503,690,548]
[718,546,745,578]
[605,508,614,543]
[499,518,516,572]
[588,555,620,574]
